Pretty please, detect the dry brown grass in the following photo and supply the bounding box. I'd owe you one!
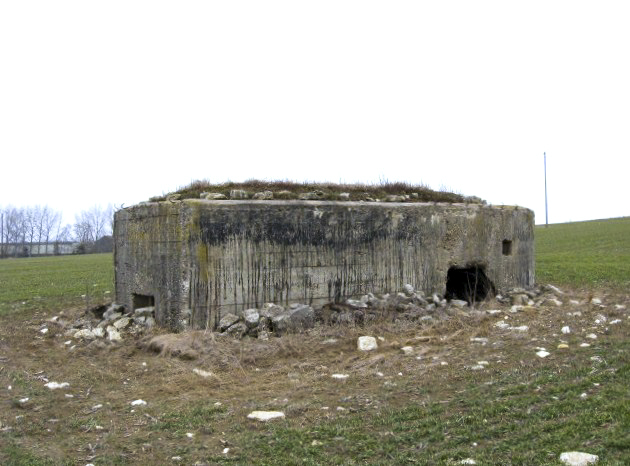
[1,287,628,464]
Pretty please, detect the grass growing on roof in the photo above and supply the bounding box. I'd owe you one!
[151,179,470,203]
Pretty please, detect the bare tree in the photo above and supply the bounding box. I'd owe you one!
[74,205,114,253]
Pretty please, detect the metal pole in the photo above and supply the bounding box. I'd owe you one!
[544,152,548,227]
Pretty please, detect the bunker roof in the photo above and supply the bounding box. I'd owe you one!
[151,179,486,204]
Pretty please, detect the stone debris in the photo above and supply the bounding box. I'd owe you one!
[459,459,477,465]
[561,326,571,334]
[609,319,622,325]
[536,350,550,358]
[201,192,227,200]
[401,346,414,355]
[193,368,213,378]
[106,326,122,342]
[44,382,70,390]
[331,374,349,380]
[252,191,273,200]
[247,411,285,421]
[590,298,603,305]
[73,329,96,340]
[130,399,147,406]
[586,333,598,340]
[559,451,599,465]
[357,336,378,351]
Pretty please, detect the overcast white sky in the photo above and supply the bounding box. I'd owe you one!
[1,1,628,227]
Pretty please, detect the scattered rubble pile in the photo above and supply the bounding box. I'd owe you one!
[41,304,156,346]
[46,282,626,345]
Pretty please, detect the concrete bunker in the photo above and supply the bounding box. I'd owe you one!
[114,199,534,331]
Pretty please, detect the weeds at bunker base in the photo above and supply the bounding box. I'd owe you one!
[114,200,534,331]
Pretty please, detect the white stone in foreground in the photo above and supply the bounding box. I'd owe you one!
[561,326,571,334]
[459,459,477,465]
[44,382,69,390]
[193,368,213,378]
[559,451,599,465]
[331,374,349,380]
[130,399,147,406]
[247,411,285,421]
[536,350,550,358]
[357,336,378,351]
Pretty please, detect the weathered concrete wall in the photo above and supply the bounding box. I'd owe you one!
[114,200,534,330]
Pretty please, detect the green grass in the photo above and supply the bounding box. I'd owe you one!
[536,217,630,287]
[203,337,630,465]
[0,253,113,316]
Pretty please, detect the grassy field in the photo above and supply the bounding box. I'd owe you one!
[536,217,630,287]
[0,219,629,465]
[0,253,113,317]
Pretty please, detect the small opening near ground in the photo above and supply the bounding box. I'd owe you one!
[502,240,513,256]
[445,265,495,303]
[132,293,155,310]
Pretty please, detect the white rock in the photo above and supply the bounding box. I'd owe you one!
[561,326,571,334]
[590,298,602,305]
[193,368,213,378]
[580,393,588,399]
[495,321,510,329]
[559,451,599,465]
[580,343,591,347]
[470,365,485,371]
[470,337,489,344]
[546,284,564,294]
[450,299,468,308]
[106,326,122,341]
[223,448,230,454]
[510,325,529,332]
[331,374,349,380]
[186,432,194,438]
[549,298,563,307]
[609,319,621,325]
[92,327,105,338]
[487,310,502,315]
[247,411,285,421]
[614,304,626,311]
[536,350,550,358]
[73,329,96,340]
[45,382,70,390]
[586,333,597,340]
[19,397,29,403]
[401,346,414,355]
[510,305,524,313]
[357,336,378,351]
[40,328,49,334]
[113,317,131,330]
[130,399,147,406]
[570,300,581,305]
[403,283,415,295]
[460,459,477,465]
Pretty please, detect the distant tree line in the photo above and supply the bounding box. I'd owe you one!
[0,204,114,258]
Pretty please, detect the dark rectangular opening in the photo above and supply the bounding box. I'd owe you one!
[502,240,513,256]
[132,293,155,310]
